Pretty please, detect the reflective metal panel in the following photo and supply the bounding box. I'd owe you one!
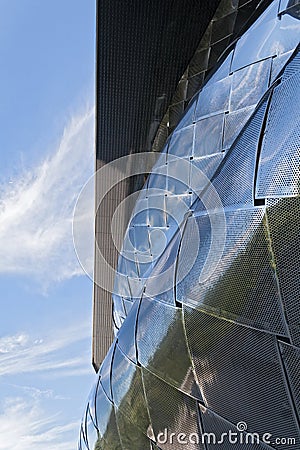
[111,345,152,436]
[256,52,300,198]
[99,343,116,401]
[168,125,194,158]
[94,383,122,449]
[142,368,203,450]
[195,75,231,120]
[194,113,224,156]
[198,96,268,209]
[266,197,300,346]
[136,296,200,395]
[82,1,300,448]
[229,58,271,111]
[183,307,300,442]
[117,298,140,363]
[232,1,300,71]
[114,409,153,450]
[177,208,288,335]
[279,342,300,415]
[199,405,272,449]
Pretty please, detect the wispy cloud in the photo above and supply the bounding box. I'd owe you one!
[0,396,79,450]
[0,334,29,354]
[0,326,94,449]
[8,384,68,401]
[0,107,95,284]
[0,323,91,377]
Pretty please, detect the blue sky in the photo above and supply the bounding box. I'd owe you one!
[0,1,96,448]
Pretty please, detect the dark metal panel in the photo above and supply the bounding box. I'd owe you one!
[266,197,300,346]
[280,342,300,417]
[183,307,300,444]
[200,405,273,449]
[137,296,201,398]
[96,0,220,162]
[142,368,204,450]
[114,408,153,450]
[111,345,152,437]
[94,382,123,449]
[93,177,131,368]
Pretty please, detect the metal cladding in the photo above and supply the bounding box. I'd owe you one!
[93,0,221,368]
[82,0,300,449]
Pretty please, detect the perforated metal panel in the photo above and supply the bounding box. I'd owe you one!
[114,408,153,450]
[142,368,203,450]
[177,208,288,335]
[183,307,300,446]
[279,342,300,416]
[151,444,163,450]
[143,232,182,304]
[194,114,224,156]
[223,105,255,149]
[94,383,122,449]
[200,406,273,449]
[266,197,300,346]
[99,342,116,402]
[111,344,152,437]
[116,298,139,364]
[203,97,268,209]
[256,51,300,198]
[136,296,201,397]
[112,1,300,331]
[83,1,300,448]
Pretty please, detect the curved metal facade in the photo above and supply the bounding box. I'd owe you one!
[81,1,300,449]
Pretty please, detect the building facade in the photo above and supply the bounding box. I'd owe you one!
[80,0,300,448]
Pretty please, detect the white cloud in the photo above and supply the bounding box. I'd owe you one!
[0,334,29,354]
[0,326,95,450]
[0,396,79,450]
[0,324,91,377]
[9,385,68,401]
[0,107,95,284]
